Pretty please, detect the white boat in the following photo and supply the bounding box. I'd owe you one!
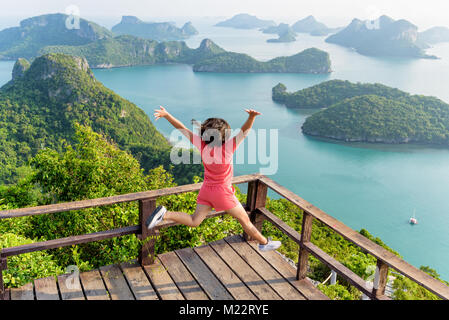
[409,210,418,225]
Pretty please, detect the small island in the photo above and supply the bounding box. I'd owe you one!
[111,16,198,41]
[273,80,449,145]
[418,26,449,45]
[215,13,276,29]
[266,30,297,43]
[292,15,339,36]
[325,15,438,59]
[264,24,297,43]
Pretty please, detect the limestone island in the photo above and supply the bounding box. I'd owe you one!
[273,80,449,145]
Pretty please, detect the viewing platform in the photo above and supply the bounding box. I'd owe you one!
[1,174,449,300]
[6,235,326,300]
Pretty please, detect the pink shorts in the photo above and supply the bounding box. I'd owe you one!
[197,184,240,211]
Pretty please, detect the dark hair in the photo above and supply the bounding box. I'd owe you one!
[200,118,231,146]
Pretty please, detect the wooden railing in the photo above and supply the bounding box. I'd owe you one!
[1,173,448,300]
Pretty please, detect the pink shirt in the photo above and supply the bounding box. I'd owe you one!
[192,134,238,187]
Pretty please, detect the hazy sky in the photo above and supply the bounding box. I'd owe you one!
[0,0,448,29]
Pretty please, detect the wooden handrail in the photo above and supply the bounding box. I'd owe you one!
[258,175,449,300]
[0,174,261,220]
[0,173,448,300]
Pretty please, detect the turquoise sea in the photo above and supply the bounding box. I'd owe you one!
[1,21,449,280]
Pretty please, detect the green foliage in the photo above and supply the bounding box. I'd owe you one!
[0,233,63,288]
[318,282,358,300]
[25,124,148,268]
[0,53,194,185]
[392,266,449,300]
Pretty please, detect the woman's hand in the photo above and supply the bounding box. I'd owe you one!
[245,109,262,117]
[154,106,170,121]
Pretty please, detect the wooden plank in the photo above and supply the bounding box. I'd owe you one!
[100,264,134,300]
[142,257,184,300]
[194,244,256,300]
[373,259,389,298]
[176,247,233,300]
[2,225,139,257]
[34,276,60,300]
[259,175,449,300]
[10,282,34,300]
[298,213,314,280]
[120,261,158,300]
[257,208,301,244]
[245,239,329,300]
[209,239,281,300]
[225,236,305,300]
[245,181,267,241]
[159,251,208,300]
[57,273,85,300]
[79,269,110,300]
[139,199,157,265]
[0,174,259,220]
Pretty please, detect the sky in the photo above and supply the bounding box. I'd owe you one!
[0,0,448,30]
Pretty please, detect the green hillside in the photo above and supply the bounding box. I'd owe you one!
[0,53,200,184]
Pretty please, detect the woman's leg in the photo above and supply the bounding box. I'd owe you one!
[226,203,268,245]
[163,204,212,227]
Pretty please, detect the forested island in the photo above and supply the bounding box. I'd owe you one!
[273,80,449,145]
[111,16,198,41]
[192,47,331,73]
[40,37,332,74]
[292,15,340,36]
[263,23,297,43]
[215,13,276,29]
[325,15,437,59]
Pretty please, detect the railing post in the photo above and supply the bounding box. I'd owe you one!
[244,180,268,241]
[0,254,6,300]
[373,259,389,298]
[297,212,314,280]
[139,199,158,266]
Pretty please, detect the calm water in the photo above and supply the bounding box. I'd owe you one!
[1,23,449,280]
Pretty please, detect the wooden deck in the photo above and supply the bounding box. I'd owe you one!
[7,235,328,301]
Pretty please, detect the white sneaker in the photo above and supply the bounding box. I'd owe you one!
[258,238,282,252]
[146,206,167,230]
